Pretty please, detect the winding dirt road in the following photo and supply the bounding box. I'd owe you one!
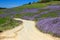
[0,18,60,40]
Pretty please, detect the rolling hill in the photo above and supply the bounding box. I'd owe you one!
[0,1,60,36]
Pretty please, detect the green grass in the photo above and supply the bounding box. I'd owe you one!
[23,3,47,8]
[41,13,58,18]
[13,3,48,11]
[0,11,4,14]
[0,17,9,24]
[34,12,58,21]
[0,20,22,31]
[14,13,37,18]
[46,1,60,5]
[0,17,22,31]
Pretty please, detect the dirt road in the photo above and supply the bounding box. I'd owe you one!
[0,18,60,40]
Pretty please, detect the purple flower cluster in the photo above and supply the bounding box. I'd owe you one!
[22,8,38,13]
[30,5,60,19]
[0,14,7,18]
[22,16,34,20]
[45,5,60,10]
[36,17,60,37]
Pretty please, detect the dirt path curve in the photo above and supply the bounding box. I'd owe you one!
[0,18,60,40]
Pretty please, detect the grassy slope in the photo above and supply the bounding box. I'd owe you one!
[14,1,60,20]
[0,17,22,31]
[0,1,60,31]
[12,1,60,10]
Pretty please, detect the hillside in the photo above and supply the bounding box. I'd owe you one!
[0,1,60,19]
[0,1,60,37]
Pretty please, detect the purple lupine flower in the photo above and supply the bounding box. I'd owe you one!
[22,8,38,13]
[45,5,60,10]
[36,17,60,37]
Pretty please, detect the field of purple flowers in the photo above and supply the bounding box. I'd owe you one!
[0,1,60,37]
[36,17,60,37]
